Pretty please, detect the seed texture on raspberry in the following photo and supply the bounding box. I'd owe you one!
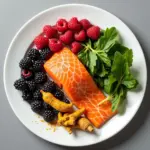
[43,25,57,38]
[74,30,86,42]
[68,17,81,32]
[49,38,63,52]
[56,19,68,33]
[87,26,100,40]
[21,69,33,80]
[34,35,49,49]
[80,19,92,30]
[71,41,82,54]
[59,30,74,44]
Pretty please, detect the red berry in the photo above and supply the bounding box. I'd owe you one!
[49,38,63,52]
[87,26,100,40]
[74,30,86,42]
[80,19,92,30]
[68,17,81,32]
[56,19,68,33]
[59,30,74,45]
[43,25,57,38]
[71,41,82,54]
[34,35,49,49]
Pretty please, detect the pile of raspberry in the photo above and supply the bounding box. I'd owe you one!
[34,17,100,54]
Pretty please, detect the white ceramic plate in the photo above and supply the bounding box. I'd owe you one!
[3,4,147,147]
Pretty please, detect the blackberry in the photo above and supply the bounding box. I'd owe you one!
[54,89,64,100]
[53,109,59,115]
[63,98,70,104]
[42,81,56,93]
[19,57,32,69]
[43,102,53,110]
[40,47,52,60]
[31,100,43,114]
[43,110,55,122]
[14,78,28,91]
[26,80,36,92]
[22,91,33,104]
[27,48,40,60]
[32,60,44,72]
[33,89,42,100]
[34,72,47,84]
[21,69,33,80]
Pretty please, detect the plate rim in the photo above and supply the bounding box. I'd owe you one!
[3,3,147,147]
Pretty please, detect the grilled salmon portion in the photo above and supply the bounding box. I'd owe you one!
[44,47,115,128]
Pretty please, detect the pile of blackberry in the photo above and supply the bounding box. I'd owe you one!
[14,47,70,123]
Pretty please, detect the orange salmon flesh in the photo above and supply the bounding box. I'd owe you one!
[44,47,115,128]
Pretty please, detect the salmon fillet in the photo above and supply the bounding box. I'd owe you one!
[44,47,115,128]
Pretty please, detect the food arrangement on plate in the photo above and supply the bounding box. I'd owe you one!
[14,17,138,134]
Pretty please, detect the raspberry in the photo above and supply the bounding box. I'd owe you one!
[68,17,81,32]
[49,38,63,52]
[21,69,33,80]
[43,25,57,38]
[71,41,82,54]
[34,35,49,49]
[80,19,92,30]
[56,19,68,33]
[87,26,100,40]
[59,30,73,45]
[74,30,86,42]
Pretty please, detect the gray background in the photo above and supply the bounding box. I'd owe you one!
[0,0,150,150]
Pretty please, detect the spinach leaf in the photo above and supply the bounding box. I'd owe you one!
[98,63,109,77]
[78,49,89,67]
[96,50,111,67]
[98,27,120,52]
[108,43,133,67]
[88,51,98,75]
[104,74,117,94]
[123,49,133,67]
[111,86,127,113]
[122,74,138,89]
[111,51,126,81]
[94,77,104,88]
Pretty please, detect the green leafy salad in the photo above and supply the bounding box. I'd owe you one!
[78,27,138,114]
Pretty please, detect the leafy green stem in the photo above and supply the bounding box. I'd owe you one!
[98,95,113,106]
